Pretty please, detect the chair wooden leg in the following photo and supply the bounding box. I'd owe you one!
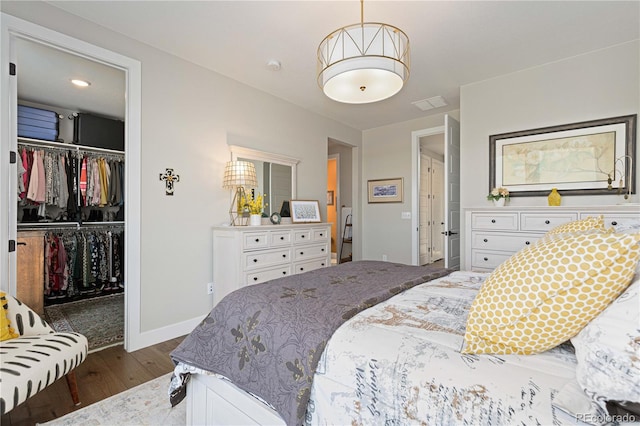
[65,370,81,406]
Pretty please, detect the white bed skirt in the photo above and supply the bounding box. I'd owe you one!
[186,373,285,426]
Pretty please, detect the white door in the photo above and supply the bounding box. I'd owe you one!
[419,153,431,265]
[444,115,461,269]
[431,159,445,260]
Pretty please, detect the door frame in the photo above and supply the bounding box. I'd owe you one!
[410,126,444,265]
[1,13,143,351]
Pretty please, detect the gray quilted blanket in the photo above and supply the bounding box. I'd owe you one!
[170,260,451,425]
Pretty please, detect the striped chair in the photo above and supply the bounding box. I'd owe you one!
[0,294,88,415]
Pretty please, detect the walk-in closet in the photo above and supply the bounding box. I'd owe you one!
[13,37,126,350]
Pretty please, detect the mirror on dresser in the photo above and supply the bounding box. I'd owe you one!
[230,145,299,215]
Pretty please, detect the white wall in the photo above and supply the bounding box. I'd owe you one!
[1,2,361,339]
[361,111,459,264]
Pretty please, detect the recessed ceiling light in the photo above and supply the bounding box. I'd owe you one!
[71,79,91,87]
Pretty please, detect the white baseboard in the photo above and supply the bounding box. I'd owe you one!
[127,315,202,352]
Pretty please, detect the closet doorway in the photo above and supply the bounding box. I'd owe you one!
[2,14,143,351]
[418,135,445,265]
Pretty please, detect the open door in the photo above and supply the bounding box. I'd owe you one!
[443,115,460,269]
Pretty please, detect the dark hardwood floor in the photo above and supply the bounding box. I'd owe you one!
[1,336,185,426]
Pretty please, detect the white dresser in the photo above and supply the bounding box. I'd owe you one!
[464,206,640,272]
[212,223,332,306]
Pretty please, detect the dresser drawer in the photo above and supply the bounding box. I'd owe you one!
[294,258,329,274]
[293,229,312,243]
[471,232,539,252]
[312,227,330,241]
[471,250,512,269]
[579,212,640,229]
[293,243,328,261]
[244,248,291,271]
[243,232,270,250]
[270,230,292,246]
[471,213,518,231]
[520,213,577,232]
[245,265,291,285]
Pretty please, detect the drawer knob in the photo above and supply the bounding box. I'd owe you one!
[300,267,304,271]
[253,277,258,281]
[255,238,260,242]
[611,221,618,226]
[483,238,488,243]
[321,263,325,266]
[282,254,286,258]
[491,219,496,223]
[253,259,258,263]
[301,235,305,238]
[321,248,325,252]
[319,233,324,237]
[525,241,530,245]
[282,271,287,275]
[300,251,304,255]
[483,257,488,261]
[545,220,550,225]
[280,236,285,240]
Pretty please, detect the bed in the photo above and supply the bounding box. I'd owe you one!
[170,217,640,426]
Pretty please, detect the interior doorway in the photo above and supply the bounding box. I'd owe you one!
[1,13,143,351]
[418,133,445,265]
[327,139,355,264]
[411,115,461,269]
[327,155,338,264]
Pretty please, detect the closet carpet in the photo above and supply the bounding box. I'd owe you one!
[45,293,124,352]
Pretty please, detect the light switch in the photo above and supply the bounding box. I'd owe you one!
[401,211,411,219]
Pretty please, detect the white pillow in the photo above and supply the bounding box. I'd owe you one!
[571,275,640,408]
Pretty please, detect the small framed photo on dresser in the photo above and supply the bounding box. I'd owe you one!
[290,200,321,223]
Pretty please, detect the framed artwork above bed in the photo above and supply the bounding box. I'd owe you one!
[489,114,636,197]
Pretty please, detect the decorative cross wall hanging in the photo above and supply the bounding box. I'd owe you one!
[159,168,180,196]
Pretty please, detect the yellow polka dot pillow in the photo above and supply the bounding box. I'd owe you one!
[545,215,606,235]
[0,292,19,341]
[462,231,640,355]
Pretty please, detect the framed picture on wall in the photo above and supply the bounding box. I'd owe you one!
[367,178,403,203]
[489,115,636,197]
[290,200,322,223]
[327,190,334,206]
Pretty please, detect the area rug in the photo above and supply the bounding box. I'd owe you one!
[41,373,185,425]
[45,293,124,352]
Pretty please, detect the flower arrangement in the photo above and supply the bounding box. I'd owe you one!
[487,187,510,201]
[241,192,267,215]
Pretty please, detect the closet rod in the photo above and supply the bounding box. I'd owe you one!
[18,137,125,156]
[18,221,124,231]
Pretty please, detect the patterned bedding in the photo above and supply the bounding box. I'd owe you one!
[306,271,582,425]
[170,261,452,426]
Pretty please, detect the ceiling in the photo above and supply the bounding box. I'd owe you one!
[16,1,640,130]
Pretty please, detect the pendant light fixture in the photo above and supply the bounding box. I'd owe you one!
[317,0,410,104]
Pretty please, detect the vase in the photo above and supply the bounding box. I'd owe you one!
[548,188,561,206]
[249,214,262,226]
[493,198,506,207]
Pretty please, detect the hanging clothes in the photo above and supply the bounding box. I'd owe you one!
[43,227,125,303]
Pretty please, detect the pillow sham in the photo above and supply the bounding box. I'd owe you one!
[571,275,640,408]
[462,231,640,355]
[0,291,19,341]
[545,215,605,235]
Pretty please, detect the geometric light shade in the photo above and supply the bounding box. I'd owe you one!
[222,160,258,189]
[317,15,410,104]
[223,160,258,226]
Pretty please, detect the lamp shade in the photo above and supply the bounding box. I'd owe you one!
[318,22,410,104]
[222,160,258,189]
